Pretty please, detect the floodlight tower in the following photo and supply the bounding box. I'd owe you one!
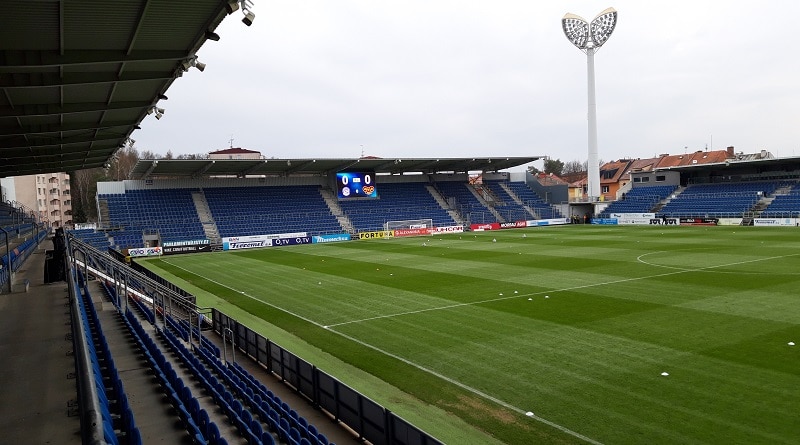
[562,7,617,202]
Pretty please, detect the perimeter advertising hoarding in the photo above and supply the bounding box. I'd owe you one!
[679,218,719,226]
[526,218,570,227]
[754,218,797,226]
[128,247,163,257]
[163,244,212,255]
[312,234,351,243]
[357,230,394,240]
[611,213,655,225]
[222,232,308,250]
[392,225,465,237]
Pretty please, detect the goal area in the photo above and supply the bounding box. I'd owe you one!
[384,219,433,231]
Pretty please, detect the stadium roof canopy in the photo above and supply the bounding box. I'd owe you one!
[128,156,544,179]
[0,0,235,178]
[654,155,800,178]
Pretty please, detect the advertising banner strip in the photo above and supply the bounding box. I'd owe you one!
[128,247,163,257]
[162,239,210,247]
[222,232,308,244]
[163,244,212,255]
[312,234,351,243]
[610,213,655,219]
[223,239,273,251]
[591,218,619,225]
[271,236,312,247]
[432,225,464,234]
[358,231,394,240]
[754,218,797,226]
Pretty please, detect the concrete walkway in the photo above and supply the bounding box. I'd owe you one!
[0,240,81,445]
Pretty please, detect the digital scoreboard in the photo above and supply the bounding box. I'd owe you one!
[336,172,378,199]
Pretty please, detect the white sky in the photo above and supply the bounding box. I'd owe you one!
[133,0,800,169]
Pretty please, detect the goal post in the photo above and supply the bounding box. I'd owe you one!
[384,218,434,231]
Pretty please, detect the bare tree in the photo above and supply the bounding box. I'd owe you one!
[563,159,585,175]
[69,167,104,222]
[106,143,140,181]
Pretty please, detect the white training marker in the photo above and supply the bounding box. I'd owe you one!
[545,295,549,299]
[525,411,534,417]
[389,273,393,276]
[318,282,322,285]
[661,372,669,376]
[499,293,503,296]
[789,342,796,346]
[528,298,532,301]
[514,290,519,294]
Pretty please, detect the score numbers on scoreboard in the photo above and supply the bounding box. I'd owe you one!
[336,172,378,199]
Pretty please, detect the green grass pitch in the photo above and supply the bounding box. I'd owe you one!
[142,225,800,445]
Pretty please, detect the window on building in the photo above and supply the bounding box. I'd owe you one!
[62,189,70,195]
[656,175,666,182]
[633,177,641,183]
[642,177,650,182]
[601,186,610,193]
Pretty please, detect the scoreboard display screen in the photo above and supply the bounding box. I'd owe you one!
[336,172,378,199]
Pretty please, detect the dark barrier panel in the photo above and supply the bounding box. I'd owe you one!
[361,395,388,444]
[211,308,441,445]
[389,413,445,445]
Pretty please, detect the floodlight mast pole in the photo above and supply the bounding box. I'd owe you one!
[562,7,617,203]
[586,46,601,201]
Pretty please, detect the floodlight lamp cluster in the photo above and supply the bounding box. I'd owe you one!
[147,106,165,120]
[226,0,255,26]
[562,7,617,52]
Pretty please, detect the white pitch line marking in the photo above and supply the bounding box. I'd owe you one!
[328,251,800,328]
[161,258,603,445]
[636,251,800,274]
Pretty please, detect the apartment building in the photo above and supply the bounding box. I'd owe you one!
[4,172,73,229]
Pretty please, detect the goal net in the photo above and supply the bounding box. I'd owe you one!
[385,219,434,231]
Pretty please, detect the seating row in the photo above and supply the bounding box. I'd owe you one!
[74,271,140,445]
[124,306,212,444]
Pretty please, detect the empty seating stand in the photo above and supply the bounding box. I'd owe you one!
[101,189,206,244]
[204,186,341,238]
[339,182,456,232]
[761,182,800,217]
[660,181,781,218]
[435,181,496,224]
[599,185,677,217]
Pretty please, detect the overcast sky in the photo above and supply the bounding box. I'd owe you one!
[133,0,800,170]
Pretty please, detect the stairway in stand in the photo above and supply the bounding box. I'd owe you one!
[191,190,221,245]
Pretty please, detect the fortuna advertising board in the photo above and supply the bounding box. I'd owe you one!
[357,230,394,240]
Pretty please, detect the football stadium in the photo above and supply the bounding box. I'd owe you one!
[2,3,800,445]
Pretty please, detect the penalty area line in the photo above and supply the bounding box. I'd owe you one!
[160,259,603,445]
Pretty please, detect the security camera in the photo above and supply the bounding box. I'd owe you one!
[242,10,255,26]
[225,0,239,14]
[195,61,206,72]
